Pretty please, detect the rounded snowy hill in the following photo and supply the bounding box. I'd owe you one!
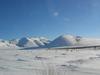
[47,34,100,47]
[47,35,77,47]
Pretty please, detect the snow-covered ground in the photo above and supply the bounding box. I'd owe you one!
[1,48,100,75]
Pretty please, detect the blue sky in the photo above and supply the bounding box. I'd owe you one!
[0,0,100,39]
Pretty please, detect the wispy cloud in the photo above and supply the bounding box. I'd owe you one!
[64,17,71,22]
[53,12,59,16]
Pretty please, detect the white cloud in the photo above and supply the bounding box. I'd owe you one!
[53,12,59,16]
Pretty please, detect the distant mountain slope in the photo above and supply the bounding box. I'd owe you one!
[16,37,50,48]
[0,39,17,48]
[0,37,50,48]
[78,38,100,46]
[0,35,100,48]
[47,35,77,47]
[16,37,49,47]
[47,35,100,47]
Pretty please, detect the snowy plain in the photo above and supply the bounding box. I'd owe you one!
[1,48,100,75]
[1,34,100,75]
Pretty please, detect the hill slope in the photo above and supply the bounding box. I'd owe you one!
[0,35,100,48]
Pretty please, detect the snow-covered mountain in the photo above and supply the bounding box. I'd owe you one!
[0,35,100,48]
[0,37,50,48]
[47,34,100,47]
[47,35,77,47]
[0,39,17,48]
[77,37,100,46]
[17,37,50,48]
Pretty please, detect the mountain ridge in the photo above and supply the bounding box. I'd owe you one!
[1,34,100,48]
